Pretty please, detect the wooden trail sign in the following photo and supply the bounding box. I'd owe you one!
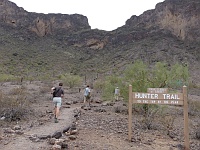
[147,88,168,93]
[128,86,189,150]
[132,92,183,105]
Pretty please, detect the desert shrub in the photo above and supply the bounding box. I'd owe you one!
[0,74,19,82]
[159,114,176,134]
[0,86,30,121]
[101,81,114,101]
[40,86,51,94]
[100,60,189,129]
[121,60,189,101]
[124,60,148,92]
[134,104,166,130]
[93,79,105,91]
[9,86,26,95]
[167,63,189,88]
[37,74,53,81]
[59,73,82,88]
[188,100,200,116]
[93,75,123,101]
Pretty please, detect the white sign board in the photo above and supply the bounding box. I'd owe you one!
[147,88,168,93]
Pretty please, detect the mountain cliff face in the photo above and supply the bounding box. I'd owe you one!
[125,0,200,41]
[0,0,90,37]
[0,0,199,84]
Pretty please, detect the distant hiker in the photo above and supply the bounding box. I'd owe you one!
[114,87,120,101]
[84,85,91,106]
[51,83,64,123]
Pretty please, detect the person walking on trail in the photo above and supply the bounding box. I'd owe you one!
[114,87,120,101]
[84,85,91,106]
[51,83,64,123]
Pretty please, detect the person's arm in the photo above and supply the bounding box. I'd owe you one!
[51,87,55,94]
[61,89,64,98]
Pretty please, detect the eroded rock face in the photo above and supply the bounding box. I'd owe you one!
[125,0,200,41]
[156,0,200,41]
[1,0,200,42]
[0,0,90,36]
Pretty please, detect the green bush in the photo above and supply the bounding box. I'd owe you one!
[93,75,123,101]
[59,73,82,88]
[0,74,19,82]
[96,60,189,129]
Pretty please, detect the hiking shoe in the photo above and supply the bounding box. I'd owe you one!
[54,118,59,123]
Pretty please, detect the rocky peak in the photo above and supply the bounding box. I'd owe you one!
[125,0,200,41]
[0,0,91,36]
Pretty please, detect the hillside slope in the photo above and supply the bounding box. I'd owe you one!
[0,0,199,84]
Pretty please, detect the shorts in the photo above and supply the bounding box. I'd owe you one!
[53,97,62,108]
[85,95,91,100]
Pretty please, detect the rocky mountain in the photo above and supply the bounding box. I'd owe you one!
[0,0,90,37]
[0,0,199,84]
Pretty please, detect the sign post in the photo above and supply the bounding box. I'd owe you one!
[128,85,133,141]
[128,86,189,149]
[183,86,189,150]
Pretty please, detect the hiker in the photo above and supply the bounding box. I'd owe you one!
[84,85,91,106]
[114,87,120,101]
[51,82,64,123]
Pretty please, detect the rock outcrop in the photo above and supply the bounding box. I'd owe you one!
[125,0,200,41]
[0,0,90,36]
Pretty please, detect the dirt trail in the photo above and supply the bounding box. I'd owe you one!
[1,105,80,150]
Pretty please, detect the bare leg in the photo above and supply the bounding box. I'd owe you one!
[54,106,57,118]
[84,96,86,103]
[55,107,60,118]
[54,106,60,123]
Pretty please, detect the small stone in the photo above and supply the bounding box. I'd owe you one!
[38,134,51,140]
[52,144,61,150]
[55,139,65,146]
[65,131,71,136]
[70,129,78,135]
[68,135,76,140]
[52,131,62,139]
[15,131,24,135]
[61,141,68,148]
[0,135,3,140]
[4,128,15,134]
[13,125,21,130]
[62,126,70,133]
[196,131,200,139]
[29,135,40,142]
[65,102,71,105]
[48,138,57,145]
[0,116,5,120]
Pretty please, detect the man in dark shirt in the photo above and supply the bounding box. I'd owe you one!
[51,83,64,123]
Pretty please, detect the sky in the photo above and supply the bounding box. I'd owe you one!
[9,0,164,31]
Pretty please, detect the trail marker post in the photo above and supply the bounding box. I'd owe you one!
[128,85,189,150]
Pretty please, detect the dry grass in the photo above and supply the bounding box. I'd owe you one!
[0,86,31,122]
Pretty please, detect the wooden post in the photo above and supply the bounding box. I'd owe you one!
[85,75,86,85]
[128,85,133,141]
[183,86,189,150]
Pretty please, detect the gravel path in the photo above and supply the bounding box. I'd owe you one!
[1,105,79,150]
